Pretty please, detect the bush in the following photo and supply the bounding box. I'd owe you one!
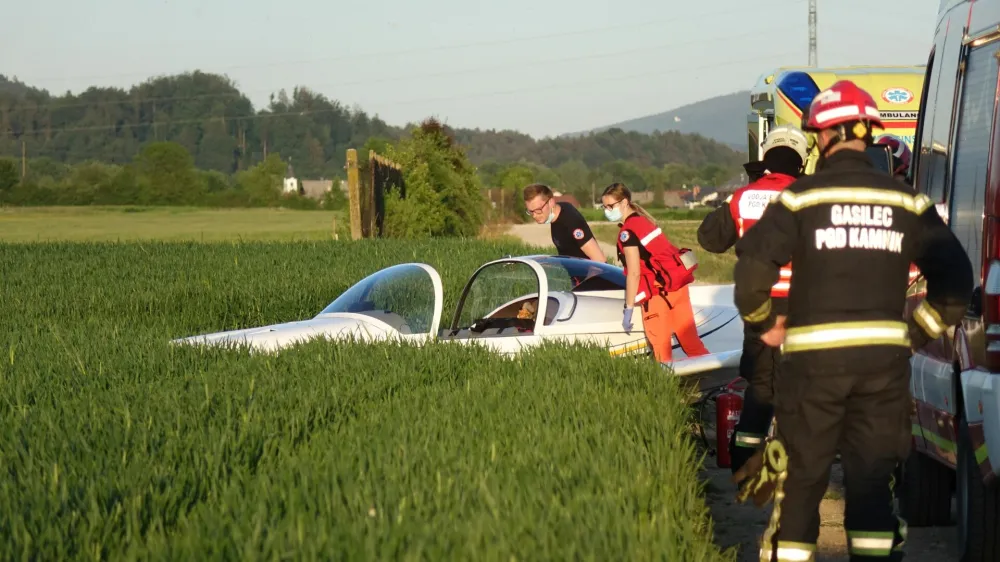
[382,118,486,238]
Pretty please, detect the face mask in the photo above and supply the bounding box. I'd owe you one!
[543,208,555,224]
[604,205,622,222]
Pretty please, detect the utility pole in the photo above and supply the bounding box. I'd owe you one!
[21,139,26,178]
[808,0,817,67]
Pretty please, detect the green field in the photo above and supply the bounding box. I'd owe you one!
[0,206,347,242]
[0,238,734,560]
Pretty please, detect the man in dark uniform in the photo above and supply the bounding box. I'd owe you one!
[732,80,974,561]
[697,125,808,482]
[523,183,606,263]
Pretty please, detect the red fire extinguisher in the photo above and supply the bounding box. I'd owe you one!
[715,379,745,469]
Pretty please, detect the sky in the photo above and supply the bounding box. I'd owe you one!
[2,0,942,139]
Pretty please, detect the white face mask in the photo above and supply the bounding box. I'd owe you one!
[604,203,622,222]
[543,207,555,224]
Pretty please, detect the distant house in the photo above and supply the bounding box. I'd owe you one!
[301,179,333,201]
[283,161,298,194]
[662,190,687,208]
[552,191,581,208]
[629,191,655,205]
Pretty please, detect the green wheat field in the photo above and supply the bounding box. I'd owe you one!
[0,231,734,561]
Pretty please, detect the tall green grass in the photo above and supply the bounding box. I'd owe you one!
[0,239,732,561]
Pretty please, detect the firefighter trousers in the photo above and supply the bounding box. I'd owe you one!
[642,284,709,362]
[730,323,780,476]
[761,356,910,561]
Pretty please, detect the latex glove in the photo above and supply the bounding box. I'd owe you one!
[760,315,786,347]
[622,307,634,334]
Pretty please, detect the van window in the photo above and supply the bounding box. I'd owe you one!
[948,43,999,284]
[918,26,962,202]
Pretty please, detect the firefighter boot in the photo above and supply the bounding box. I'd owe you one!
[730,385,773,479]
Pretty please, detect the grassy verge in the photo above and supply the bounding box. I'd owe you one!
[0,239,734,561]
[0,205,348,242]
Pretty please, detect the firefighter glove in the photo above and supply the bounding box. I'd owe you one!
[622,307,634,334]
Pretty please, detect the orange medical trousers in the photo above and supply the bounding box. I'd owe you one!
[641,284,710,362]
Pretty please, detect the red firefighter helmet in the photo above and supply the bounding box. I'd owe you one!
[801,80,884,133]
[875,134,912,175]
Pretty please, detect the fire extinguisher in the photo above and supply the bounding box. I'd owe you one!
[715,380,744,469]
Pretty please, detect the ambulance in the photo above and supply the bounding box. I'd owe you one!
[746,65,925,174]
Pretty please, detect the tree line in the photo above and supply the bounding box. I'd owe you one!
[0,72,747,183]
[0,119,486,239]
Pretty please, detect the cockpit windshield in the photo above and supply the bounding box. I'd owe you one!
[530,255,626,293]
[453,261,540,332]
[319,264,436,335]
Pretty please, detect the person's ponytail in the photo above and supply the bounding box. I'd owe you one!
[630,202,657,225]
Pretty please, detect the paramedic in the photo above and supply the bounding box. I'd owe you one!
[523,183,606,262]
[732,80,973,561]
[696,125,808,480]
[602,182,710,363]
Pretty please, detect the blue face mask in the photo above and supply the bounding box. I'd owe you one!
[604,205,622,222]
[543,208,555,224]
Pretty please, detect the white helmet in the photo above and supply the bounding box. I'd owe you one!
[761,125,809,162]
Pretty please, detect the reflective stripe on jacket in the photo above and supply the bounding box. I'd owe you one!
[729,173,796,298]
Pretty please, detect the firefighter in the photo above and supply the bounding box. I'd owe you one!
[731,80,973,561]
[602,182,710,363]
[696,125,808,480]
[874,134,913,183]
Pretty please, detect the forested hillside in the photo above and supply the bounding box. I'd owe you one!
[567,91,750,150]
[0,71,746,182]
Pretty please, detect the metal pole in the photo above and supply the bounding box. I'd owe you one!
[808,0,817,67]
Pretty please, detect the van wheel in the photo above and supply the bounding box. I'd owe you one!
[897,446,953,526]
[956,417,1000,561]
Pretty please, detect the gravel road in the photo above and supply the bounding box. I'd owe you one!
[505,222,618,263]
[698,396,958,561]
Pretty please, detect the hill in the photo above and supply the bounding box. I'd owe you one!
[565,90,750,150]
[0,75,33,98]
[0,71,746,180]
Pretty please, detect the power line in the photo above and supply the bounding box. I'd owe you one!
[16,0,807,84]
[6,27,796,113]
[0,49,801,138]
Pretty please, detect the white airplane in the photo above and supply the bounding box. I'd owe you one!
[171,255,744,376]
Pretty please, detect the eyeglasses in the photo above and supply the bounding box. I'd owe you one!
[601,198,622,211]
[525,198,551,216]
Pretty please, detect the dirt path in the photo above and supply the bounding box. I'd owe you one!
[505,223,618,263]
[697,394,958,561]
